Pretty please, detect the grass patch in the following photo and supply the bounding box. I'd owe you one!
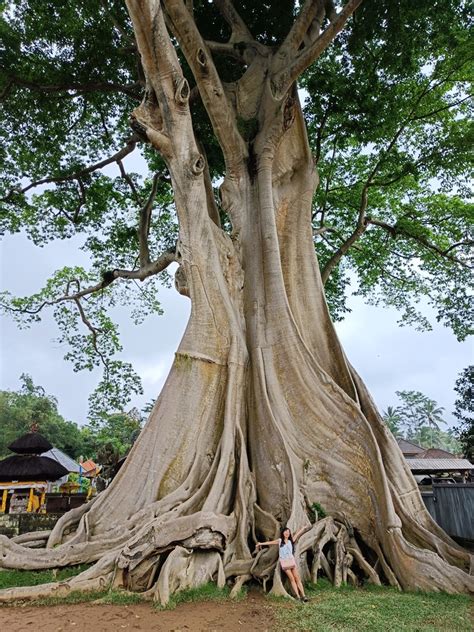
[0,565,90,590]
[155,582,230,610]
[33,589,145,608]
[273,579,472,632]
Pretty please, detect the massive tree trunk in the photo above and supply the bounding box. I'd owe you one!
[1,0,472,603]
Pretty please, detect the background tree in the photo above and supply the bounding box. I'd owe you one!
[0,0,472,602]
[453,366,474,459]
[383,390,462,453]
[395,389,448,448]
[0,374,84,458]
[382,406,403,438]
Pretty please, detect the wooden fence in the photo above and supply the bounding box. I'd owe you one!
[421,483,474,541]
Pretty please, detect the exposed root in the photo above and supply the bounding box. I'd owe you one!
[0,552,117,603]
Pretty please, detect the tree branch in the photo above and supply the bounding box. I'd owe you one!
[213,0,254,42]
[0,251,178,318]
[320,187,368,284]
[366,218,473,268]
[3,74,141,100]
[1,136,139,202]
[163,0,247,176]
[139,172,163,266]
[272,0,363,98]
[278,0,325,58]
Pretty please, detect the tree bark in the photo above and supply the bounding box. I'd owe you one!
[1,0,472,603]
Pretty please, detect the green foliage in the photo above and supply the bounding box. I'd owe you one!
[382,406,403,438]
[274,579,472,632]
[305,2,473,336]
[310,502,327,520]
[0,376,144,462]
[0,0,472,415]
[384,389,462,453]
[453,365,474,459]
[0,374,84,458]
[0,565,90,590]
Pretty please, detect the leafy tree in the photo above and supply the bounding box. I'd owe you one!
[453,366,474,459]
[382,406,403,437]
[409,427,461,454]
[0,374,84,458]
[0,0,472,601]
[81,409,143,461]
[395,389,448,444]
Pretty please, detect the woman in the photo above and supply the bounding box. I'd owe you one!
[256,526,309,601]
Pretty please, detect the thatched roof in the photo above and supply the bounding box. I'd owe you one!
[0,454,69,482]
[8,432,53,455]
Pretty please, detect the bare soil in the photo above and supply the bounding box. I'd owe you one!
[1,593,275,632]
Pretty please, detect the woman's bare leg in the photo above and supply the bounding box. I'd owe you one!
[284,569,300,598]
[291,568,306,598]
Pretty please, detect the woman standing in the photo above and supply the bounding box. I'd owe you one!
[256,526,309,601]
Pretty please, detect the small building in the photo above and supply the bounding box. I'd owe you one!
[0,431,69,515]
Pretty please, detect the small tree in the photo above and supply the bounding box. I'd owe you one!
[453,366,474,460]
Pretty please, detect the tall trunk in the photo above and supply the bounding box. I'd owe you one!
[1,4,472,604]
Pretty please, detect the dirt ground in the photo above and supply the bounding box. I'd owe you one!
[1,593,275,632]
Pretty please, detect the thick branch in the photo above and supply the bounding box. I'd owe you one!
[213,0,254,42]
[278,0,325,58]
[272,0,363,98]
[164,0,246,176]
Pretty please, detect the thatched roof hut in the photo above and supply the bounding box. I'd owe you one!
[8,432,53,455]
[0,454,69,482]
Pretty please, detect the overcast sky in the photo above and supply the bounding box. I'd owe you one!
[1,224,471,429]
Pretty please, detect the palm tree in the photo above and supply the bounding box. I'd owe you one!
[383,406,404,438]
[417,400,447,448]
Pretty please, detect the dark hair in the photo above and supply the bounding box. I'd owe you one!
[279,526,294,547]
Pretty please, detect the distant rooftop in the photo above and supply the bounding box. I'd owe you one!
[397,438,425,455]
[407,458,473,473]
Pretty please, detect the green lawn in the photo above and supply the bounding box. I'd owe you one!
[274,580,472,632]
[0,565,90,590]
[0,570,471,631]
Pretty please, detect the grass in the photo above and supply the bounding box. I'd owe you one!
[155,582,231,610]
[273,579,473,632]
[0,565,90,590]
[0,570,471,632]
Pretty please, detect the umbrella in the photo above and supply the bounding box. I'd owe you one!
[0,454,69,482]
[8,432,53,455]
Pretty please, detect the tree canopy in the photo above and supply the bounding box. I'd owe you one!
[0,374,144,461]
[382,389,462,453]
[1,0,472,414]
[453,365,474,459]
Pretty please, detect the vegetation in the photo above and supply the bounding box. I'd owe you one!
[383,390,462,452]
[0,374,84,459]
[0,374,143,461]
[453,366,474,460]
[0,565,90,590]
[274,579,472,632]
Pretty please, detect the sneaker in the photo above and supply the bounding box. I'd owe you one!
[301,596,309,603]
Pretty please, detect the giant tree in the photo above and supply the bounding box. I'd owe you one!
[1,0,473,602]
